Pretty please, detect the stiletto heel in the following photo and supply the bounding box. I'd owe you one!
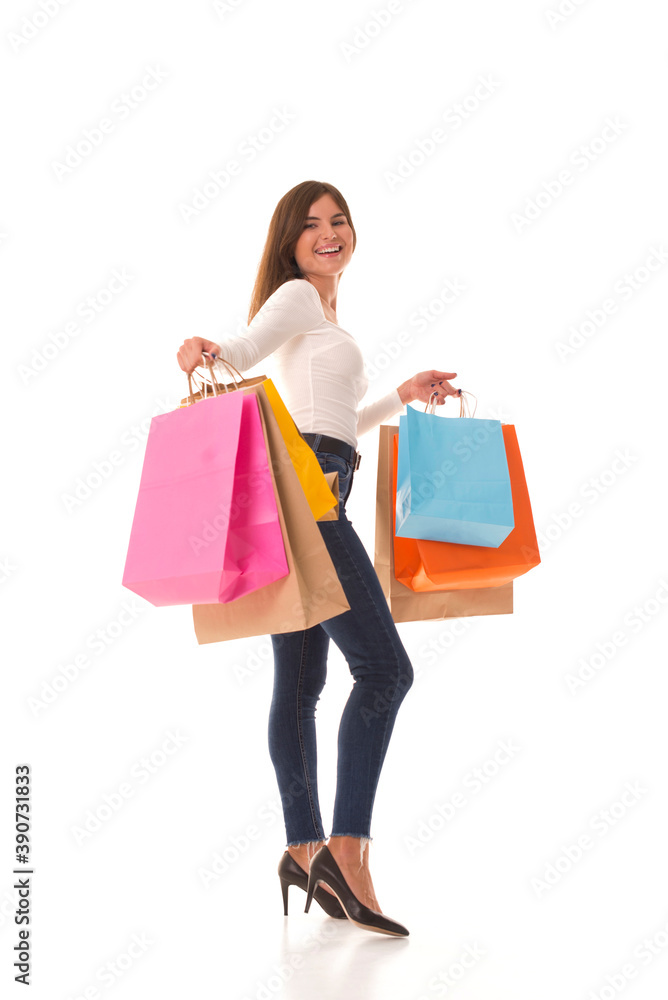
[304,874,316,914]
[304,845,409,936]
[277,851,346,919]
[280,876,290,916]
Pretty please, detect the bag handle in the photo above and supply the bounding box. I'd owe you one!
[424,389,477,417]
[203,352,246,384]
[185,354,245,405]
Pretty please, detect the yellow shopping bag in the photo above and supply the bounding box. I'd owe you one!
[180,358,338,521]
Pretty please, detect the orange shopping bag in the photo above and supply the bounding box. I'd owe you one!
[392,425,541,591]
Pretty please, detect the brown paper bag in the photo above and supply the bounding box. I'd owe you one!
[192,385,350,642]
[317,472,339,521]
[181,373,268,406]
[374,424,513,623]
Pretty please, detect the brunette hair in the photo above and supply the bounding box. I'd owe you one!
[247,180,357,324]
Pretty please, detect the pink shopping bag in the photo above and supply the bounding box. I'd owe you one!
[122,390,289,606]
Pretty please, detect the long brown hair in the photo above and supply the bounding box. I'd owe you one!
[247,180,357,324]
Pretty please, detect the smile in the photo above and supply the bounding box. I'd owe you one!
[315,246,342,255]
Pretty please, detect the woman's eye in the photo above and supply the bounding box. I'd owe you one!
[303,220,346,229]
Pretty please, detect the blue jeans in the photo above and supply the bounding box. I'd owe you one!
[268,438,415,849]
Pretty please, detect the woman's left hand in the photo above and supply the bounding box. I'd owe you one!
[398,370,459,406]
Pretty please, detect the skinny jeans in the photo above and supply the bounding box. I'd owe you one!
[268,438,414,848]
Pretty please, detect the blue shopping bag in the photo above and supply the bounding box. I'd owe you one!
[395,404,514,547]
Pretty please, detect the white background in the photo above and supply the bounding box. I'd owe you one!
[2,1,667,998]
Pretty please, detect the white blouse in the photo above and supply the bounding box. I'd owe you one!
[210,278,404,450]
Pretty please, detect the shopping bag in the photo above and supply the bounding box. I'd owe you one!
[375,424,513,623]
[262,379,339,520]
[318,472,339,521]
[180,357,338,521]
[122,389,289,606]
[395,403,514,547]
[393,426,540,590]
[192,384,350,642]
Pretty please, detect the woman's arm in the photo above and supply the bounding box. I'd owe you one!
[356,387,405,438]
[176,280,319,375]
[356,370,460,438]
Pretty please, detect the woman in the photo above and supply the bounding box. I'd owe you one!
[177,180,459,937]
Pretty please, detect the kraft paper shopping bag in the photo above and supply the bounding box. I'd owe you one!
[192,385,350,642]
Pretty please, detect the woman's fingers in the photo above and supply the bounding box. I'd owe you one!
[438,380,460,397]
[425,374,459,398]
[176,337,222,374]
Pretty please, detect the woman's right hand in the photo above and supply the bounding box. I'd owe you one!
[176,337,223,374]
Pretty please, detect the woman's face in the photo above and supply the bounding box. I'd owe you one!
[293,193,354,279]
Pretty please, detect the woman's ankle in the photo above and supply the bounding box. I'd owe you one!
[327,835,372,866]
[287,840,325,863]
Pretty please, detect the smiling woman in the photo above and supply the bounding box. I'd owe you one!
[288,191,356,323]
[175,179,459,937]
[244,182,357,324]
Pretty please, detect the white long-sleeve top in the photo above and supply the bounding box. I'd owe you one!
[210,278,405,449]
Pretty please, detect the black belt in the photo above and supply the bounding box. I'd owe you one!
[301,433,361,470]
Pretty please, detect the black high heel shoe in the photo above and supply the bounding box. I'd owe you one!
[278,850,346,919]
[304,845,409,937]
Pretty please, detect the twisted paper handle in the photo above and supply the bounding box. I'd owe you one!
[185,354,245,405]
[424,389,477,417]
